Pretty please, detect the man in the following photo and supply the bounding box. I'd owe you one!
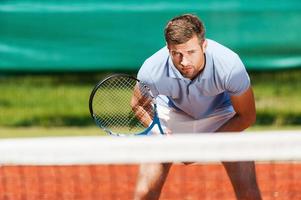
[134,14,262,200]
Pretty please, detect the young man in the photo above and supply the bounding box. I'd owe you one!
[134,14,262,200]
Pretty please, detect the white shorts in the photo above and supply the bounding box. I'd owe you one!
[157,103,235,134]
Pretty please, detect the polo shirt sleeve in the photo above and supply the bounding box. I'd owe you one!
[225,55,250,96]
[137,61,160,98]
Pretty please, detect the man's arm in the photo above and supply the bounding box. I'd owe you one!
[216,86,256,132]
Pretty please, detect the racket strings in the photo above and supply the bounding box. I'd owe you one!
[92,76,155,134]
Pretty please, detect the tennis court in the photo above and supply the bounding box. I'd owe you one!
[1,132,301,200]
[1,1,301,199]
[1,163,301,200]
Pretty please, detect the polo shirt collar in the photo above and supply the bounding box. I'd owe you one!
[195,53,212,81]
[167,56,185,79]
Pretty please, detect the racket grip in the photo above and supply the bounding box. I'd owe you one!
[151,125,164,135]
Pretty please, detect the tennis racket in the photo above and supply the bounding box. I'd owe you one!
[89,74,164,136]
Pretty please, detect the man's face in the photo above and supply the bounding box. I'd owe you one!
[168,35,206,79]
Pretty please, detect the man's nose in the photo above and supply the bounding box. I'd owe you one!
[181,56,189,66]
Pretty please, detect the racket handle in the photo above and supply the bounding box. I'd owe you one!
[151,125,165,135]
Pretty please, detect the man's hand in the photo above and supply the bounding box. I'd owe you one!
[151,126,172,136]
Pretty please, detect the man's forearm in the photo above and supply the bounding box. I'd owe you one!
[215,113,256,132]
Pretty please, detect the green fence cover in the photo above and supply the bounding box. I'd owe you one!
[1,0,301,72]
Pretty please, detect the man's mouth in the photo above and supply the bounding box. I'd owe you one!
[182,66,193,72]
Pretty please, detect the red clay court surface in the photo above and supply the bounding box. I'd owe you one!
[0,163,300,200]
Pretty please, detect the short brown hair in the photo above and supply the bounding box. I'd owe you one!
[164,14,205,45]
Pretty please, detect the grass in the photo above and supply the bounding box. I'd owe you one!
[250,70,301,125]
[0,73,106,127]
[0,127,105,138]
[0,126,300,139]
[0,70,301,128]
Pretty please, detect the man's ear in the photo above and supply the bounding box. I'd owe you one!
[166,42,170,51]
[202,39,207,52]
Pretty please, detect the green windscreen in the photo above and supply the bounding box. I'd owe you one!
[1,0,301,72]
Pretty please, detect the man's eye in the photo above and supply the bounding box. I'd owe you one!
[173,52,181,56]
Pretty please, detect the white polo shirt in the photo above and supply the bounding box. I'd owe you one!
[137,39,250,120]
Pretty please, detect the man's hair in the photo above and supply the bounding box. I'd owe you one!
[164,14,205,45]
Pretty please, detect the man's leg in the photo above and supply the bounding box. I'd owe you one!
[134,163,172,200]
[222,161,262,200]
